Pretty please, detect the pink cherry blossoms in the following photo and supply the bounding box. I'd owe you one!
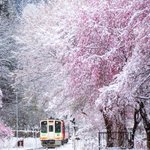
[0,122,13,139]
[15,0,150,148]
[65,0,150,108]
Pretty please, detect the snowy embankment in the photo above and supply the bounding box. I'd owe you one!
[0,137,147,150]
[0,137,83,150]
[0,137,41,150]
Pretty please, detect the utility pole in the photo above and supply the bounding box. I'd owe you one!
[70,118,76,150]
[73,126,76,150]
[16,91,19,149]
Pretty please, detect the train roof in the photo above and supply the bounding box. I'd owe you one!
[40,118,64,122]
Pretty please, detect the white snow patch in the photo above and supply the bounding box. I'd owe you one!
[0,137,75,150]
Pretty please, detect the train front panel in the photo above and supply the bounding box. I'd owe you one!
[40,119,66,147]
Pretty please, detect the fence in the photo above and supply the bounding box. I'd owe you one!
[13,130,40,138]
[98,131,132,150]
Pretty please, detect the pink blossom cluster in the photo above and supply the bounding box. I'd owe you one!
[15,0,150,131]
[0,122,13,139]
[64,0,150,108]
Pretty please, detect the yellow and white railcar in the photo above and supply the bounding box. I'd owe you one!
[40,119,69,148]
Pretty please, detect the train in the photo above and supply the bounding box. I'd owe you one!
[40,118,69,148]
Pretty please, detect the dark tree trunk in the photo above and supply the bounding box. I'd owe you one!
[103,112,127,148]
[128,108,141,149]
[147,133,150,150]
[103,113,114,147]
[139,101,150,150]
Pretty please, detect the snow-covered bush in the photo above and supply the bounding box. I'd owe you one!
[0,121,13,140]
[0,90,13,139]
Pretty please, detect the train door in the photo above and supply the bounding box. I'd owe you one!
[48,120,55,140]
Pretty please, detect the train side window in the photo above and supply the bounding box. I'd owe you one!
[41,121,47,133]
[49,125,53,132]
[55,121,61,133]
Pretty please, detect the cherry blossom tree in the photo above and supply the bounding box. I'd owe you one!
[15,0,150,148]
[0,121,13,140]
[95,0,150,147]
[14,0,80,113]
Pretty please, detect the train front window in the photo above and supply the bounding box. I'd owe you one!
[41,121,47,133]
[49,125,53,132]
[55,121,61,133]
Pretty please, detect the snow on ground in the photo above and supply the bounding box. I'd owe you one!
[0,136,147,150]
[0,137,83,150]
[0,137,41,150]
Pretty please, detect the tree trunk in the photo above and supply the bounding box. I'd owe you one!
[103,112,127,148]
[128,108,141,149]
[147,132,150,150]
[103,113,114,147]
[139,101,150,150]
